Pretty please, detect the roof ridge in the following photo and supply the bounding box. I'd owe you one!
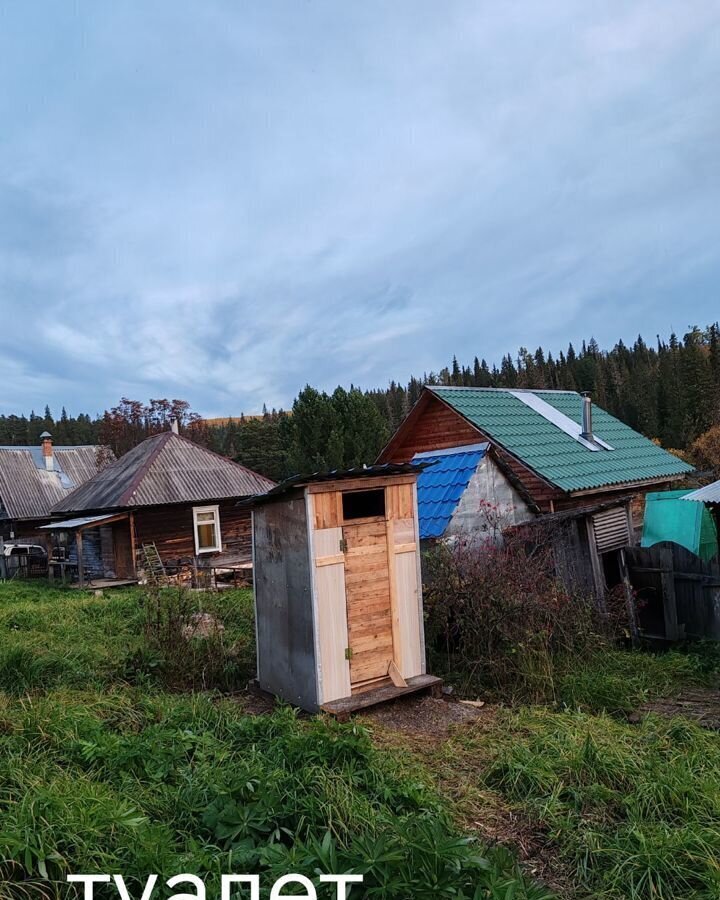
[430,386,580,395]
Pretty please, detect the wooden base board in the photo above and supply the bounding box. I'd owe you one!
[321,674,443,721]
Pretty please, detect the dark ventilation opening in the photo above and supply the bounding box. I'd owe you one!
[601,549,622,589]
[342,488,386,520]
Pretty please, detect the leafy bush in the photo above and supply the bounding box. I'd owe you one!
[423,529,602,702]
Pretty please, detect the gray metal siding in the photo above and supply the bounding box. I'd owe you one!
[683,479,720,505]
[253,496,318,711]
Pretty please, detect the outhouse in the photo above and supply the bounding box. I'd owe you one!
[248,465,441,714]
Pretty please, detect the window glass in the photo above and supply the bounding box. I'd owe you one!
[197,521,217,549]
[193,506,221,553]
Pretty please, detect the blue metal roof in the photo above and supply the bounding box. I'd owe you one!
[412,443,489,539]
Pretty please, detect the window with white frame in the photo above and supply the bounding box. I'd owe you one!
[193,505,222,554]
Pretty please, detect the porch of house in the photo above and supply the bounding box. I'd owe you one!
[41,513,254,589]
[41,513,137,589]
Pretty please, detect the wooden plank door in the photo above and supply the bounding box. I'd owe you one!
[112,522,134,578]
[313,525,352,704]
[343,519,394,684]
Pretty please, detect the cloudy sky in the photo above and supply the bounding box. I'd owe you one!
[1,2,719,417]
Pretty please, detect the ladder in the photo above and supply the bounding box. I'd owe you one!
[139,543,167,584]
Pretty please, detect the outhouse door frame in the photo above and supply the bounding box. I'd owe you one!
[305,475,425,705]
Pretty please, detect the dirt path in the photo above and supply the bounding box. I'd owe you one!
[361,695,576,898]
[629,686,720,729]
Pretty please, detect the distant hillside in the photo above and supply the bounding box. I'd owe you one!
[202,413,292,426]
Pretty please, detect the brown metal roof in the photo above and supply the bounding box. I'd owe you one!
[0,446,107,521]
[53,432,275,513]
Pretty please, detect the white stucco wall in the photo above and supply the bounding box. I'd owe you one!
[445,454,533,541]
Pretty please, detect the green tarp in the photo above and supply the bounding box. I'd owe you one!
[641,490,718,561]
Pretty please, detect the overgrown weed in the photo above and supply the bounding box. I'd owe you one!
[0,582,549,898]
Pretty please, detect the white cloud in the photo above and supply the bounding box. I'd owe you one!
[1,1,719,416]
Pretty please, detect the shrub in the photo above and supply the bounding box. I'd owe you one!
[139,586,253,692]
[423,527,603,702]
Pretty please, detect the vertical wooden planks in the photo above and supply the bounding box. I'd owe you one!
[659,546,679,640]
[311,515,351,703]
[385,518,403,673]
[313,492,342,529]
[385,483,423,680]
[393,548,423,678]
[314,561,352,703]
[313,526,344,566]
[386,483,414,520]
[312,476,426,697]
[393,517,415,545]
[585,518,608,614]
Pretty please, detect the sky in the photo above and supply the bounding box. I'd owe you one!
[1,1,719,418]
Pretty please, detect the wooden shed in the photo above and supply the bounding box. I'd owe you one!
[249,465,440,714]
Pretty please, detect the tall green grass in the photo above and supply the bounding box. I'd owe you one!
[557,647,715,714]
[454,708,720,899]
[0,691,550,899]
[0,583,549,899]
[0,583,256,693]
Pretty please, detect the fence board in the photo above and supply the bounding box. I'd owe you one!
[626,542,720,640]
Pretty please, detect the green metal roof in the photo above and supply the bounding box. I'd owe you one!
[430,387,694,493]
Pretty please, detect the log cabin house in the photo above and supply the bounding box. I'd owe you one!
[48,425,274,586]
[249,465,440,714]
[378,386,694,599]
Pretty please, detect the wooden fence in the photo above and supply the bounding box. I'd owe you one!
[625,543,720,640]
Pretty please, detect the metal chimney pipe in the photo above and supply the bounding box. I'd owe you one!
[581,393,593,441]
[170,418,179,435]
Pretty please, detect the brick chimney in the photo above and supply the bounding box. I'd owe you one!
[40,431,53,470]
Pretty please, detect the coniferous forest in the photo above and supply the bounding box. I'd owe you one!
[2,323,719,481]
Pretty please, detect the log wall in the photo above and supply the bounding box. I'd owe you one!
[382,393,562,512]
[133,499,252,562]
